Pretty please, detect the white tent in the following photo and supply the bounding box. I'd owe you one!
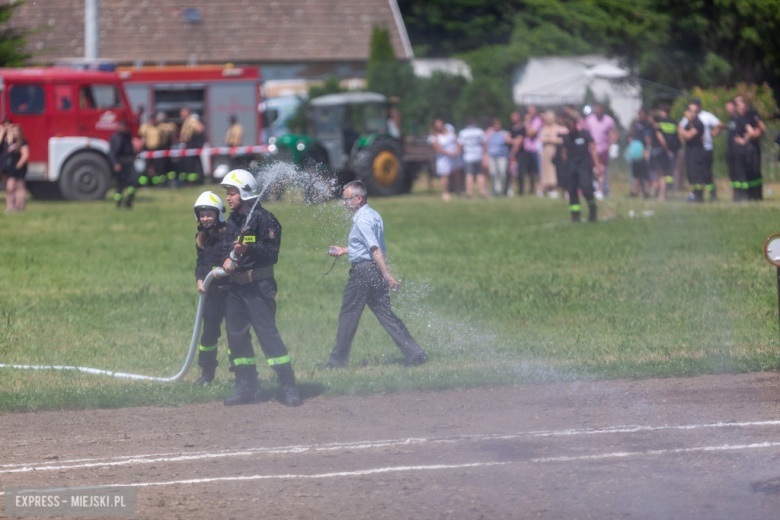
[513,55,641,128]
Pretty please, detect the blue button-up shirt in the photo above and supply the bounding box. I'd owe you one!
[348,204,385,264]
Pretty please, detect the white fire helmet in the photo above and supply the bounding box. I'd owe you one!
[219,169,258,201]
[193,191,226,224]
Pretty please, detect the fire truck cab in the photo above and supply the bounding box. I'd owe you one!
[0,67,138,200]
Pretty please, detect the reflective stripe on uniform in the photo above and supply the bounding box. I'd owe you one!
[138,176,149,185]
[127,186,136,195]
[233,357,256,366]
[747,178,764,187]
[187,173,199,182]
[706,184,714,192]
[569,204,581,212]
[665,176,674,184]
[267,355,291,366]
[113,193,122,201]
[199,344,218,352]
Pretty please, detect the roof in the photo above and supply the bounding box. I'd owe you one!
[411,58,472,80]
[5,0,414,65]
[311,92,386,106]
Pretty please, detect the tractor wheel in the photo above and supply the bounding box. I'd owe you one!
[58,152,112,201]
[353,138,405,196]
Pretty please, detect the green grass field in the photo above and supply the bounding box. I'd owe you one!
[1,178,780,413]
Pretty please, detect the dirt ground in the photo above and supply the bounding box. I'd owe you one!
[1,372,779,519]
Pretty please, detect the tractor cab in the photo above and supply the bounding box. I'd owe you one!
[269,91,410,196]
[309,92,398,171]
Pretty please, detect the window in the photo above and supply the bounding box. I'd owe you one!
[79,84,122,110]
[54,84,73,111]
[10,84,45,114]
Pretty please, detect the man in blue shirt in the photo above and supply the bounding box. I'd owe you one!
[323,180,427,368]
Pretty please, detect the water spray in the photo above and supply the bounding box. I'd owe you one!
[0,269,227,382]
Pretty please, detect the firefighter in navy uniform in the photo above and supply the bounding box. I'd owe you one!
[561,114,603,222]
[735,95,766,201]
[679,102,706,202]
[220,169,302,407]
[193,191,233,385]
[108,119,137,208]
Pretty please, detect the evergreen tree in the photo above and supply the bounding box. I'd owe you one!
[0,1,29,67]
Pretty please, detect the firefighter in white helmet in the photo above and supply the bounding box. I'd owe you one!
[219,169,302,406]
[192,191,233,385]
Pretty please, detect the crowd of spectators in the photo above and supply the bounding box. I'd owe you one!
[428,95,768,204]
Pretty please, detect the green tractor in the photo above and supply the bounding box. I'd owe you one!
[268,92,414,197]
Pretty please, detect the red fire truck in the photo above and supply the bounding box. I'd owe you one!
[119,65,264,178]
[0,67,139,200]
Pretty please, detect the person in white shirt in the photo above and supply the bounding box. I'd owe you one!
[428,119,459,201]
[457,118,487,198]
[680,98,721,201]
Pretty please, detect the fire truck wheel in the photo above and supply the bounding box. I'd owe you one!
[59,153,112,201]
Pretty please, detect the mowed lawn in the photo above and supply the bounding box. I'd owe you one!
[1,180,779,412]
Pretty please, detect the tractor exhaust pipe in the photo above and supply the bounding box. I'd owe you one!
[0,269,227,382]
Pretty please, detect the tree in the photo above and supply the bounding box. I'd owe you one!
[0,1,29,67]
[365,26,416,100]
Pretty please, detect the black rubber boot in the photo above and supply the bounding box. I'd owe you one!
[571,211,581,223]
[272,363,302,407]
[194,367,215,386]
[693,189,704,203]
[588,202,597,222]
[224,369,260,406]
[125,193,134,208]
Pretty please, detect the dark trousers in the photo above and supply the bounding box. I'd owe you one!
[685,145,706,200]
[198,284,230,371]
[328,261,425,367]
[567,156,595,214]
[703,149,717,198]
[743,142,763,200]
[517,150,537,195]
[114,162,138,201]
[225,277,291,375]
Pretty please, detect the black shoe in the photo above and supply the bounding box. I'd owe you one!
[406,352,428,367]
[588,204,597,222]
[224,372,260,406]
[193,369,215,386]
[125,195,134,208]
[571,212,581,223]
[272,364,302,407]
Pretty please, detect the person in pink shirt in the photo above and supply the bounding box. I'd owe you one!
[584,103,619,198]
[520,106,543,196]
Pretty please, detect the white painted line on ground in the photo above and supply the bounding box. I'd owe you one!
[3,419,778,475]
[2,440,777,495]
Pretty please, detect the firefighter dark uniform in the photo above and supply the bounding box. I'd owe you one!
[725,114,743,201]
[108,123,137,208]
[736,109,763,201]
[222,200,301,406]
[562,128,598,222]
[179,114,204,184]
[194,223,232,382]
[684,116,706,202]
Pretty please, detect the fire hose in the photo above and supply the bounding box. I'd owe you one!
[0,268,228,382]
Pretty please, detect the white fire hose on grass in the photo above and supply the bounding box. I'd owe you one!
[0,269,227,382]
